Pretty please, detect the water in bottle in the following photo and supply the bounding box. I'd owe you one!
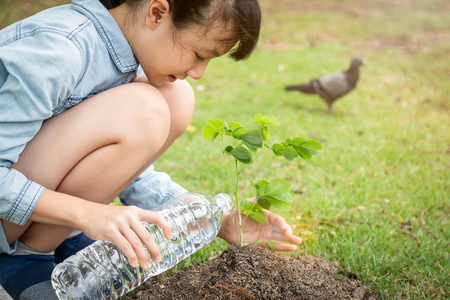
[51,192,232,300]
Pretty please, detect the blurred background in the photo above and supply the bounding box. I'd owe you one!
[1,0,449,299]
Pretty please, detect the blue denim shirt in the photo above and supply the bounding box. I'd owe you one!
[0,0,187,254]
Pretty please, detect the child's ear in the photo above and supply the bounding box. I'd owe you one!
[146,0,170,30]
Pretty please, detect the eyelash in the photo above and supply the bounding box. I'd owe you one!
[195,53,205,62]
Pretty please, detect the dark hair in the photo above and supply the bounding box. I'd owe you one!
[99,0,261,60]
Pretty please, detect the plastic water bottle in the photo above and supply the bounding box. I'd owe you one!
[51,192,232,300]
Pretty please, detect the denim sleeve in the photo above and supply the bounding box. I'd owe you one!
[0,30,83,226]
[119,164,188,210]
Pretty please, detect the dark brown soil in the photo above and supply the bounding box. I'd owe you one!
[130,246,378,300]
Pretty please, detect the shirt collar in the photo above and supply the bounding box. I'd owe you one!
[71,0,138,73]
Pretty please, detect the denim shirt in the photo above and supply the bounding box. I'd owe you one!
[0,0,187,254]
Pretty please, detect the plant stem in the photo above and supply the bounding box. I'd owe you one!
[222,135,240,243]
[222,136,235,190]
[234,159,244,246]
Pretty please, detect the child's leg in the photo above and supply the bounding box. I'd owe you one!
[2,80,194,253]
[0,80,194,298]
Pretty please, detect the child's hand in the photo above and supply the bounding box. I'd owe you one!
[80,203,172,269]
[218,198,302,251]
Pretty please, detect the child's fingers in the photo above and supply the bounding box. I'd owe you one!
[264,211,303,247]
[122,225,155,268]
[142,211,173,240]
[279,223,302,245]
[273,242,298,252]
[113,234,140,268]
[136,211,174,264]
[289,235,303,245]
[267,211,290,232]
[255,240,298,252]
[105,208,173,268]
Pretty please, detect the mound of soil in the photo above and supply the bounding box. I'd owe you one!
[130,246,378,300]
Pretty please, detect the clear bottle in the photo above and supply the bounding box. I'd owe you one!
[51,192,232,300]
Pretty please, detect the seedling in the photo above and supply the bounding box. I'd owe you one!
[202,114,322,247]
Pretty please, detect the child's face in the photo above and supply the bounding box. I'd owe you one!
[134,21,234,87]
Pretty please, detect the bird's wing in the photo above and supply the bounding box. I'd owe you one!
[318,72,352,99]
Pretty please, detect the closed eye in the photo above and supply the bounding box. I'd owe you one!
[195,53,205,62]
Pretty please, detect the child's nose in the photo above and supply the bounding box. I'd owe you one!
[187,62,208,80]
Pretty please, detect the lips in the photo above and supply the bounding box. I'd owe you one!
[168,75,177,82]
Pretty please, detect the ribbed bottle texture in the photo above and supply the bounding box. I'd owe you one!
[51,192,232,300]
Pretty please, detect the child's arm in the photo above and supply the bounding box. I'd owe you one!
[29,189,173,267]
[0,31,84,245]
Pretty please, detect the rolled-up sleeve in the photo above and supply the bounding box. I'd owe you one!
[119,164,188,210]
[0,169,45,226]
[0,29,83,229]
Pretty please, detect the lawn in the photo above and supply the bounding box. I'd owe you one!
[1,0,449,299]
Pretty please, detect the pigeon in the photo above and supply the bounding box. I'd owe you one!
[285,56,365,113]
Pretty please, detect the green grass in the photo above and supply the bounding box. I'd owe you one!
[0,0,69,26]
[2,0,449,299]
[159,1,450,299]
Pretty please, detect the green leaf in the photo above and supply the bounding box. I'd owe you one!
[266,240,276,252]
[255,181,271,210]
[254,113,263,123]
[253,240,265,246]
[210,119,224,128]
[224,145,233,153]
[202,119,225,140]
[232,127,248,138]
[240,130,263,148]
[262,195,292,211]
[241,199,266,224]
[227,121,241,131]
[257,197,271,210]
[291,137,306,146]
[305,148,318,156]
[255,180,269,197]
[254,114,276,125]
[268,190,293,203]
[300,140,322,150]
[280,147,298,161]
[271,143,284,156]
[201,125,214,139]
[216,127,226,134]
[210,119,224,130]
[244,141,258,153]
[255,180,269,189]
[266,178,291,196]
[293,146,313,159]
[230,146,253,164]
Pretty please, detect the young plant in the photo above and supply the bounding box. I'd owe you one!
[202,114,322,247]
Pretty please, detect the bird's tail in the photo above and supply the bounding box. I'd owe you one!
[285,82,316,94]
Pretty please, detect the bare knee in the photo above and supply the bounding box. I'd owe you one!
[158,80,195,139]
[119,83,171,154]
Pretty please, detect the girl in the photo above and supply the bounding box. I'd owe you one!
[0,0,302,298]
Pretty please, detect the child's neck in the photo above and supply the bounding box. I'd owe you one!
[108,3,150,57]
[109,4,128,31]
